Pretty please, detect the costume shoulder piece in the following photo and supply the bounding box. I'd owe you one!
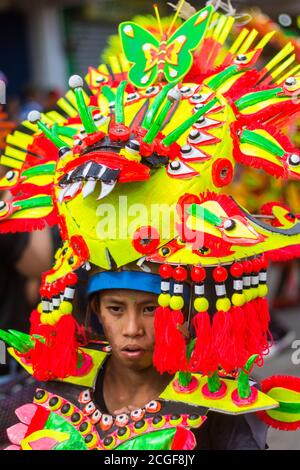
[1,2,300,450]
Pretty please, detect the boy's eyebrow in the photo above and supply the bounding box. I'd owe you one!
[101,296,157,305]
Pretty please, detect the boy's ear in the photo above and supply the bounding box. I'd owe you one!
[89,294,101,318]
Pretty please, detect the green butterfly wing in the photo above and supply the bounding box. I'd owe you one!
[164,5,214,83]
[119,22,160,88]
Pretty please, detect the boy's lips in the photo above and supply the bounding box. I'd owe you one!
[121,344,146,359]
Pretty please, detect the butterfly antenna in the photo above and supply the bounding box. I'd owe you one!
[153,3,164,38]
[167,0,185,36]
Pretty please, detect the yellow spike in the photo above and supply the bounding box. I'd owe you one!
[271,54,296,81]
[5,145,26,161]
[255,31,275,50]
[98,64,110,75]
[40,113,54,126]
[212,14,227,41]
[65,90,79,108]
[81,89,90,105]
[238,29,258,54]
[167,0,185,36]
[22,120,38,132]
[109,56,121,75]
[6,131,33,150]
[206,12,219,38]
[276,64,300,84]
[265,42,295,72]
[218,16,235,45]
[1,155,23,169]
[154,3,164,38]
[229,28,249,54]
[119,54,130,72]
[57,97,77,118]
[46,111,67,125]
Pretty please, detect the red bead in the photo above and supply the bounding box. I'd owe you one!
[230,262,243,278]
[140,141,154,157]
[109,124,130,142]
[159,264,173,279]
[212,266,228,283]
[260,254,268,270]
[65,272,78,286]
[173,266,188,282]
[242,260,252,274]
[191,266,206,282]
[251,258,261,273]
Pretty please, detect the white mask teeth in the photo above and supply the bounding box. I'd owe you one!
[97,180,117,200]
[82,180,97,199]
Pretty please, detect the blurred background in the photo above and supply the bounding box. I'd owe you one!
[0,0,299,450]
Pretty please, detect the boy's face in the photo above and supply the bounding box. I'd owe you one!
[96,289,158,370]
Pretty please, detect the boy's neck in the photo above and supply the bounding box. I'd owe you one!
[103,355,172,414]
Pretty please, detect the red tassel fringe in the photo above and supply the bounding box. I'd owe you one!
[29,309,80,381]
[190,311,217,375]
[153,306,188,374]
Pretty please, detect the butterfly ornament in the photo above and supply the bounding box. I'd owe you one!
[119,5,213,88]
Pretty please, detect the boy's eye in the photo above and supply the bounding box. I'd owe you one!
[143,306,157,314]
[108,306,123,313]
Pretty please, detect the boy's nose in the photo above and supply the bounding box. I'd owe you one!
[123,310,144,337]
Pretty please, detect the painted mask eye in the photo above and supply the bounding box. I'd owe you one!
[91,409,102,425]
[130,408,145,421]
[93,113,108,126]
[0,201,9,217]
[179,85,195,98]
[84,401,96,415]
[95,76,106,84]
[145,400,161,413]
[167,160,198,178]
[145,85,160,96]
[79,390,91,404]
[223,219,236,231]
[288,153,300,167]
[5,170,17,182]
[126,92,139,102]
[235,54,247,63]
[100,414,114,431]
[115,413,129,427]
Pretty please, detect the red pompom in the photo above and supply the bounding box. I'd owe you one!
[191,266,206,283]
[173,266,188,282]
[243,260,252,274]
[159,264,173,279]
[251,258,261,273]
[230,262,243,278]
[212,266,228,283]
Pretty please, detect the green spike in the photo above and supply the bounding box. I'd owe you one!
[143,88,181,144]
[0,329,30,353]
[115,80,127,124]
[207,64,239,90]
[142,82,177,130]
[187,203,223,226]
[69,75,97,134]
[37,121,68,149]
[207,371,222,393]
[235,87,283,111]
[162,97,218,146]
[8,330,35,349]
[240,129,285,157]
[178,339,195,387]
[12,195,53,211]
[22,163,56,178]
[52,123,77,139]
[102,85,116,106]
[237,354,258,399]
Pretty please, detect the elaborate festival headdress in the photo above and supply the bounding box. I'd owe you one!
[1,2,300,432]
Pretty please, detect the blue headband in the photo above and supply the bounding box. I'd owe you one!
[87,270,162,295]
